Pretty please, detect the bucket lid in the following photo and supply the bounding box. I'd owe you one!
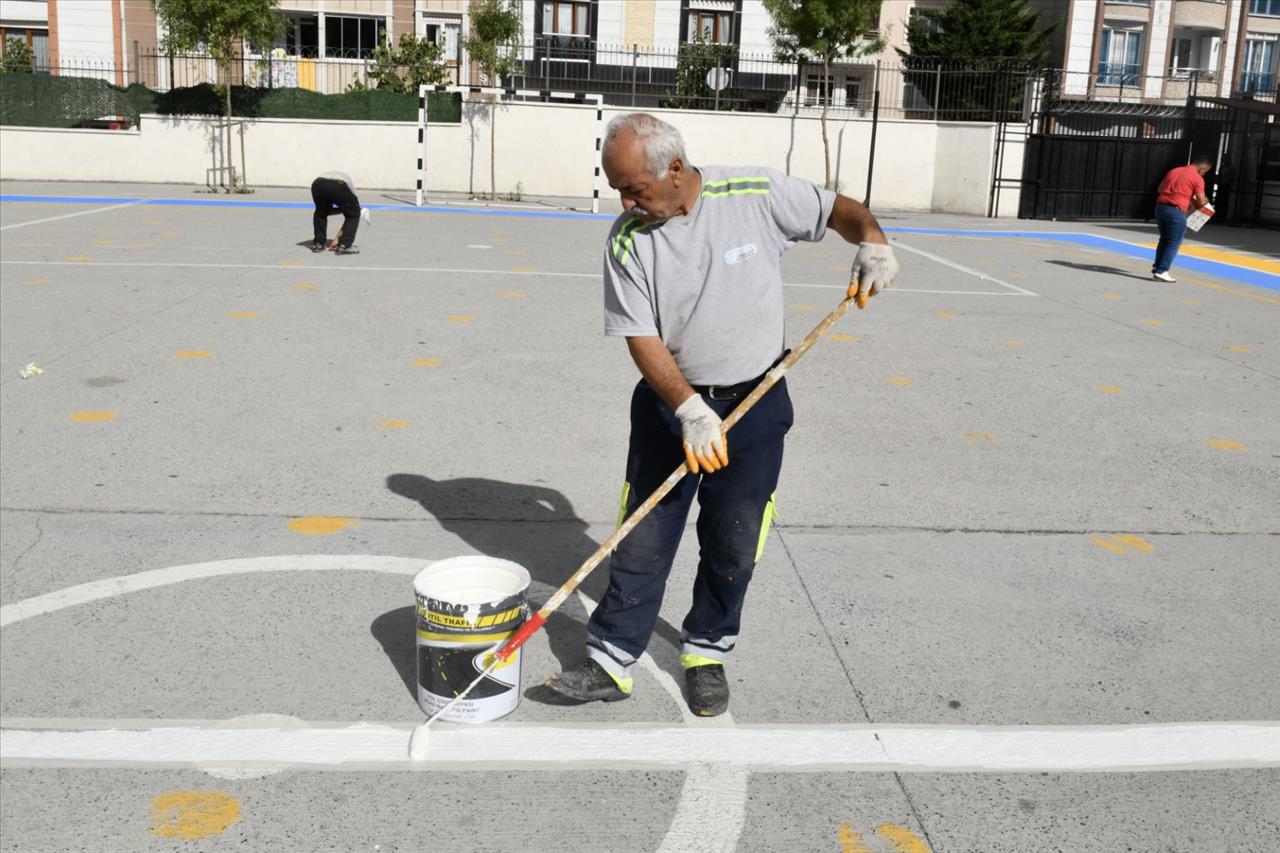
[413,555,530,604]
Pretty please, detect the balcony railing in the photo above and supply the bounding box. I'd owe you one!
[1239,71,1277,94]
[1097,62,1141,86]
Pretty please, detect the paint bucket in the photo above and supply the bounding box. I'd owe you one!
[413,556,530,723]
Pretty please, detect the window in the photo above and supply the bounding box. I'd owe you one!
[1249,0,1280,16]
[0,27,50,71]
[908,7,941,36]
[423,18,462,63]
[323,14,386,59]
[544,1,589,36]
[805,74,834,106]
[282,14,320,58]
[688,10,733,44]
[1098,26,1143,84]
[1242,36,1277,93]
[845,78,864,109]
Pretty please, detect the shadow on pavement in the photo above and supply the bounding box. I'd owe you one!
[1047,259,1153,281]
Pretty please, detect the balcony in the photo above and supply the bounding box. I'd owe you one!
[1097,62,1141,86]
[1172,0,1230,28]
[1240,70,1277,95]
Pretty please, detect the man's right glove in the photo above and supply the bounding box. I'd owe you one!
[849,241,900,308]
[675,394,728,474]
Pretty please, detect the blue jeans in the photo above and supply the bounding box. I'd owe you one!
[1153,203,1187,274]
[586,378,793,679]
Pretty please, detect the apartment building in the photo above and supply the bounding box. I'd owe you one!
[1061,0,1279,101]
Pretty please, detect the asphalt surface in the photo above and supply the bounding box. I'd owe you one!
[1,181,1277,852]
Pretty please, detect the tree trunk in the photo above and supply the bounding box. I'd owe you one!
[821,56,831,190]
[223,65,236,192]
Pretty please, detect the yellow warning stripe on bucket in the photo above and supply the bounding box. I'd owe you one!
[418,606,523,629]
[417,628,518,643]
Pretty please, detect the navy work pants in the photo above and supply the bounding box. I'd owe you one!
[1153,203,1187,274]
[311,177,360,248]
[586,378,793,679]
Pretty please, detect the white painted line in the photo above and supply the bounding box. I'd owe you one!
[3,720,1275,772]
[0,259,598,278]
[892,240,1038,295]
[467,244,492,249]
[658,765,750,853]
[0,201,141,231]
[785,282,1033,296]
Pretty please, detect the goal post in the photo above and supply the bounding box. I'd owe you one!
[417,85,603,214]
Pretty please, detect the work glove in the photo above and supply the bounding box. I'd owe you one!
[675,394,728,474]
[848,241,900,308]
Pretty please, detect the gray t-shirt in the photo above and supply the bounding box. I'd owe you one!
[321,171,354,190]
[603,165,836,385]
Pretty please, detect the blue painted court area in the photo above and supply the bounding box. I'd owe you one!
[2,193,1277,289]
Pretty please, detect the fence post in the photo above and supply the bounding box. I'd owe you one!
[714,54,722,111]
[933,63,941,121]
[864,88,880,207]
[132,40,139,86]
[632,44,638,106]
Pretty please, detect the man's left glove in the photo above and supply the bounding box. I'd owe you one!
[849,242,900,308]
[675,394,728,474]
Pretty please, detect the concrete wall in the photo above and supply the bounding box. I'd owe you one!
[0,106,1025,216]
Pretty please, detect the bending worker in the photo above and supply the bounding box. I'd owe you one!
[1151,154,1212,282]
[546,113,900,717]
[309,170,362,255]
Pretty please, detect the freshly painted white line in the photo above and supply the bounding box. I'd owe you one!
[0,259,599,278]
[3,721,1275,772]
[892,240,1038,295]
[467,244,493,249]
[0,201,140,231]
[658,765,750,853]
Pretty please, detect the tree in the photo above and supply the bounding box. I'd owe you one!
[665,34,739,111]
[898,0,1055,120]
[153,0,283,190]
[763,0,884,189]
[464,0,522,200]
[2,37,34,74]
[351,33,448,94]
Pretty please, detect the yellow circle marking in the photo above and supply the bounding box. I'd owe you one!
[875,824,931,853]
[1097,385,1123,394]
[70,411,117,423]
[513,266,538,273]
[447,315,473,323]
[288,516,354,536]
[789,303,815,312]
[1141,318,1163,326]
[293,284,316,292]
[828,333,857,342]
[885,376,911,386]
[226,312,258,319]
[174,350,212,360]
[812,251,828,259]
[961,431,996,443]
[1008,272,1026,280]
[1224,346,1252,353]
[497,291,525,299]
[150,791,241,840]
[128,242,155,249]
[22,278,49,286]
[1102,293,1124,300]
[1093,534,1155,554]
[1005,340,1022,348]
[376,417,408,430]
[411,357,443,368]
[66,255,91,262]
[935,310,954,318]
[1205,438,1246,452]
[160,231,180,239]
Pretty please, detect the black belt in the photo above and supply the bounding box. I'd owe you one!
[691,351,788,401]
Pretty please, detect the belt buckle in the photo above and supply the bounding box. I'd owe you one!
[708,384,735,401]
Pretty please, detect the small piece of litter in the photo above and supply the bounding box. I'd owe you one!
[19,363,43,379]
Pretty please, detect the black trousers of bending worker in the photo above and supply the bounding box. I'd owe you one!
[310,177,360,248]
[585,376,793,682]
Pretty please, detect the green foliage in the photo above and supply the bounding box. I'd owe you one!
[465,0,523,86]
[349,33,448,94]
[762,0,884,66]
[664,34,740,110]
[2,37,34,74]
[901,0,1054,65]
[153,0,283,63]
[0,74,142,128]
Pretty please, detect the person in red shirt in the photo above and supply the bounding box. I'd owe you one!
[1152,155,1212,282]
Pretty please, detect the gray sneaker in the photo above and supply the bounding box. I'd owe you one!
[545,660,630,703]
[335,245,360,255]
[685,663,730,717]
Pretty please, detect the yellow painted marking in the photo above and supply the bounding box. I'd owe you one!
[1092,536,1128,554]
[1005,340,1022,348]
[94,239,115,246]
[829,264,847,272]
[1139,242,1280,275]
[160,231,180,238]
[411,357,443,367]
[497,291,525,298]
[1180,276,1280,305]
[1097,385,1123,394]
[789,303,815,312]
[885,376,911,386]
[22,278,49,286]
[1205,438,1246,452]
[1141,319,1163,326]
[837,824,873,853]
[935,310,954,318]
[1224,345,1252,353]
[876,823,932,853]
[1102,292,1124,300]
[150,791,240,841]
[293,284,316,292]
[961,431,996,443]
[1177,298,1198,305]
[506,248,527,256]
[1008,272,1026,280]
[1112,535,1155,553]
[201,219,214,226]
[829,333,857,342]
[143,218,163,225]
[66,255,91,262]
[128,242,155,249]
[447,315,473,323]
[226,312,258,319]
[288,516,354,536]
[812,251,828,259]
[278,259,306,267]
[513,266,538,273]
[70,411,117,423]
[174,350,212,360]
[376,417,408,430]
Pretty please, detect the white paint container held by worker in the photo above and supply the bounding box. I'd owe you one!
[413,556,530,723]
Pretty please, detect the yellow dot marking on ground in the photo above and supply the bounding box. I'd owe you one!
[829,333,857,342]
[293,284,316,292]
[789,303,815,312]
[66,255,91,262]
[1224,345,1252,353]
[447,315,474,323]
[1205,438,1246,452]
[876,824,932,853]
[174,350,212,360]
[885,376,911,385]
[22,278,49,286]
[935,310,954,318]
[506,248,527,256]
[288,516,353,536]
[160,231,180,238]
[1005,340,1022,348]
[837,824,873,853]
[1098,385,1123,394]
[128,242,155,249]
[94,239,115,246]
[1008,272,1026,280]
[70,411,118,423]
[226,312,258,319]
[829,264,847,272]
[376,417,408,430]
[497,290,525,298]
[1141,319,1163,326]
[1102,292,1124,300]
[150,791,241,841]
[1093,534,1154,554]
[411,357,443,367]
[811,251,828,259]
[1092,536,1128,554]
[962,432,997,443]
[513,266,538,273]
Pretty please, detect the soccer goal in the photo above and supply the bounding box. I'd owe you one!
[416,85,604,214]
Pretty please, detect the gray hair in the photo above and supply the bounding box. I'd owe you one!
[603,113,688,181]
